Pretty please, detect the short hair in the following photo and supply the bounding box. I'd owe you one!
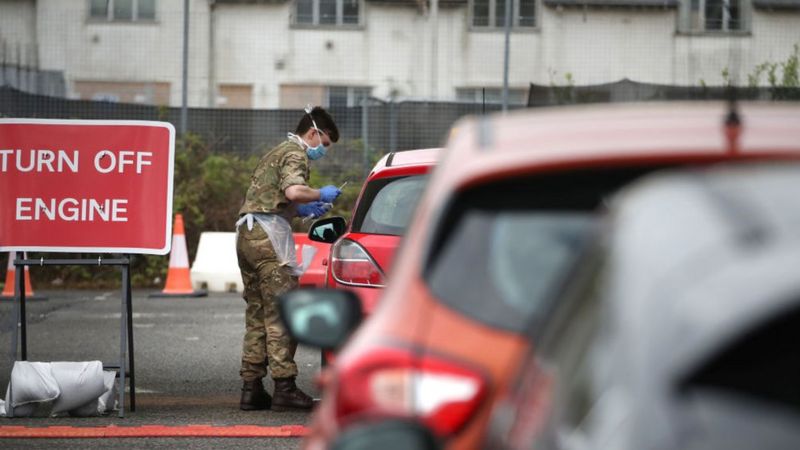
[295,106,340,143]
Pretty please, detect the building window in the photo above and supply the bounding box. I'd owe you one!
[457,87,529,105]
[217,84,253,109]
[471,0,536,29]
[680,0,748,32]
[279,85,371,108]
[327,86,371,108]
[89,0,156,22]
[295,0,360,26]
[74,80,170,105]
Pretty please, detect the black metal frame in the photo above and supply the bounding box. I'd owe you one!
[6,252,135,418]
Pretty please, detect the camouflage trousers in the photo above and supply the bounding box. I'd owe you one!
[236,223,299,381]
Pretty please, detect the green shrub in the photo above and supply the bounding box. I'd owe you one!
[20,133,360,289]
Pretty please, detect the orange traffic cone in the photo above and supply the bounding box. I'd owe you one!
[1,252,47,301]
[149,214,207,298]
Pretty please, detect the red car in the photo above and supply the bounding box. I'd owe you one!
[294,233,330,288]
[283,103,800,450]
[310,147,440,314]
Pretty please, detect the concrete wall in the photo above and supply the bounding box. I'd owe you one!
[34,0,211,106]
[2,1,798,107]
[0,0,37,66]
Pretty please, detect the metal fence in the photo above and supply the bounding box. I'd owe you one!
[0,86,517,178]
[2,2,798,182]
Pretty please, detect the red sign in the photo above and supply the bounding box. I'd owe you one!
[0,119,175,255]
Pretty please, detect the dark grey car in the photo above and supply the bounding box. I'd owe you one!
[488,163,800,450]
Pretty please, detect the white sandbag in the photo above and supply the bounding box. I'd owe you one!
[50,361,105,414]
[68,397,99,417]
[3,402,44,417]
[97,370,118,413]
[1,361,60,416]
[0,396,37,417]
[68,370,118,417]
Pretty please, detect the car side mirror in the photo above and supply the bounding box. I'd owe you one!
[309,217,346,244]
[278,288,363,350]
[331,419,441,450]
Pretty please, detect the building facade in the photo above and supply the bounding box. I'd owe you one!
[1,0,798,107]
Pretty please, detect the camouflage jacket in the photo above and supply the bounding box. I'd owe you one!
[238,140,309,218]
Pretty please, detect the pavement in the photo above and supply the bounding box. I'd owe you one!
[0,289,320,449]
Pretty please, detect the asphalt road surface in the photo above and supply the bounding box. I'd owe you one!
[0,289,320,449]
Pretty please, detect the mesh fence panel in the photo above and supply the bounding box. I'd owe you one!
[1,0,798,276]
[2,2,798,168]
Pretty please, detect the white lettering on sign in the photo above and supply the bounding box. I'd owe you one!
[0,149,79,173]
[94,150,153,174]
[15,197,129,222]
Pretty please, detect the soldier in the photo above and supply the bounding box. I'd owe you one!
[235,106,341,411]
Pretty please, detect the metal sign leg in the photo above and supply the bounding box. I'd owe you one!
[118,263,128,418]
[124,259,136,411]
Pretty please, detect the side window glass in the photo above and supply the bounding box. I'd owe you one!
[541,253,607,440]
[352,175,428,236]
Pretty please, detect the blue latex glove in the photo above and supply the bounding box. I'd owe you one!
[296,201,328,219]
[319,185,341,203]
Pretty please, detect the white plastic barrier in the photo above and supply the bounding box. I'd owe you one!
[190,232,242,293]
[190,231,323,293]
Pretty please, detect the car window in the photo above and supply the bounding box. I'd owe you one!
[427,211,592,332]
[681,303,800,414]
[351,175,427,236]
[524,247,613,450]
[425,167,651,334]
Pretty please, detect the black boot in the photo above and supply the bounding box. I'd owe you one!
[271,377,314,411]
[240,379,271,411]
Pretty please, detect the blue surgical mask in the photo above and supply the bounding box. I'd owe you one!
[305,127,328,160]
[306,142,326,160]
[301,106,329,160]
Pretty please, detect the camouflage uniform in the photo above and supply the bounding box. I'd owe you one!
[237,140,309,382]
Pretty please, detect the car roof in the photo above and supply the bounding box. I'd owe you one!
[604,163,800,381]
[438,102,800,191]
[372,147,441,172]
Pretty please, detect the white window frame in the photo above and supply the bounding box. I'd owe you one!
[293,0,362,28]
[470,0,537,30]
[89,0,156,22]
[456,87,529,105]
[326,86,372,108]
[679,0,750,33]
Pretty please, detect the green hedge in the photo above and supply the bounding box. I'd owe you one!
[1,134,361,290]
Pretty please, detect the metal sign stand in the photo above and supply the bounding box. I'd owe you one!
[7,251,136,418]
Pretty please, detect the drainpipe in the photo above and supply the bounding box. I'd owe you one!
[430,0,438,99]
[502,0,511,112]
[208,0,216,107]
[181,0,190,135]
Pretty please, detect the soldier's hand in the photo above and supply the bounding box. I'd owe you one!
[319,185,341,203]
[297,201,327,219]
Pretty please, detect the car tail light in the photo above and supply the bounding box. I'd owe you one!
[331,239,386,287]
[335,347,487,436]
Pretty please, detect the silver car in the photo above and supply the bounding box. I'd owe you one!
[488,162,800,450]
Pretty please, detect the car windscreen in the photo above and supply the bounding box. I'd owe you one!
[424,166,656,334]
[351,175,428,236]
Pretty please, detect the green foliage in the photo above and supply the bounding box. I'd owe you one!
[745,43,800,99]
[172,132,259,262]
[549,69,576,105]
[721,67,732,86]
[23,133,364,289]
